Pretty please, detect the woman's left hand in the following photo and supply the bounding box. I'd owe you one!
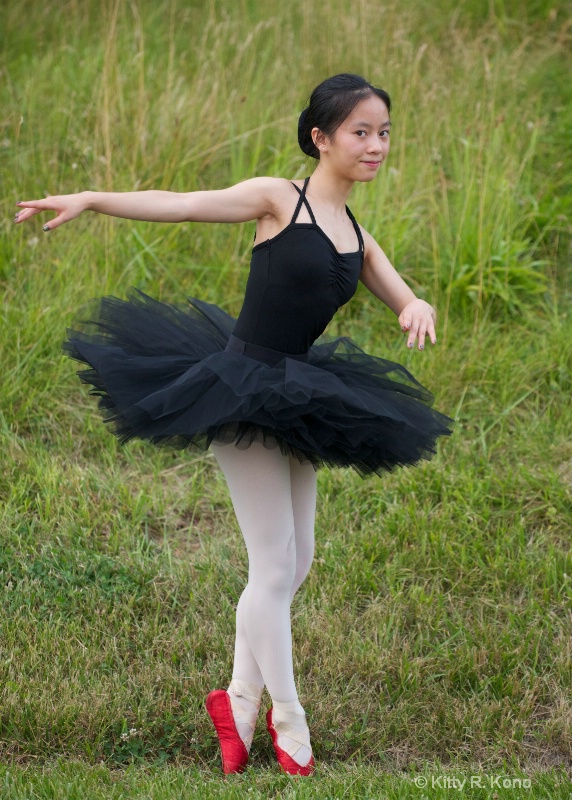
[398,299,437,350]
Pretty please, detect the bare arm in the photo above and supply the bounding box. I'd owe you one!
[14,177,280,231]
[360,228,437,350]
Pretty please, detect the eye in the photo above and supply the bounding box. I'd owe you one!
[355,130,367,137]
[380,130,390,138]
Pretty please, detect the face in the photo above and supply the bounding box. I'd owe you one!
[315,94,391,181]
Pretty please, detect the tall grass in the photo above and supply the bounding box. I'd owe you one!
[0,0,571,796]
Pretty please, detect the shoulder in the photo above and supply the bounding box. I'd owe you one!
[239,176,301,220]
[256,176,300,197]
[358,224,374,247]
[237,176,296,196]
[358,225,384,263]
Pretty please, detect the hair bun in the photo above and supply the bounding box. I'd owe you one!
[297,107,319,159]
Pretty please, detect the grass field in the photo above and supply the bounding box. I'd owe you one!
[1,0,571,797]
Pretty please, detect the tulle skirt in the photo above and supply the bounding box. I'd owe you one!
[62,289,454,477]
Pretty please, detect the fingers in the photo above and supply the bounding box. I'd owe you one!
[407,319,424,350]
[399,312,437,350]
[41,214,65,231]
[14,198,62,231]
[15,199,50,214]
[14,199,46,226]
[14,202,43,225]
[426,317,437,346]
[399,316,421,349]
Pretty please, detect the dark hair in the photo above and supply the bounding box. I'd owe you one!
[298,73,391,159]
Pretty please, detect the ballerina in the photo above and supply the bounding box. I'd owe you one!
[14,72,453,775]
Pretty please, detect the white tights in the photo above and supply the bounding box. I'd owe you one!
[210,439,317,766]
[211,439,317,701]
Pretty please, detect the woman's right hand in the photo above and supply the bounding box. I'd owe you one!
[13,193,89,231]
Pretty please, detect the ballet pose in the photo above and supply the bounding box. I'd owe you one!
[14,74,453,776]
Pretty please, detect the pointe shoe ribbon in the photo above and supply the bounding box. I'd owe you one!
[227,679,262,750]
[266,707,315,776]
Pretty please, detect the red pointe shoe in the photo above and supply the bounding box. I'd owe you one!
[206,690,249,774]
[266,707,315,776]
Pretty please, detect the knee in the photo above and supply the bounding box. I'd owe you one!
[296,546,314,584]
[249,531,297,595]
[252,560,297,596]
[290,545,314,599]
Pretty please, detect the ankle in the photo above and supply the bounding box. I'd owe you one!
[227,678,264,706]
[226,678,264,752]
[272,698,305,720]
[269,702,313,768]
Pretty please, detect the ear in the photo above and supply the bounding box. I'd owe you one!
[311,127,328,152]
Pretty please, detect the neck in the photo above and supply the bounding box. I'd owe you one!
[307,165,355,212]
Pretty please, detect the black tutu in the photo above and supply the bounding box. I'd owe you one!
[62,289,454,477]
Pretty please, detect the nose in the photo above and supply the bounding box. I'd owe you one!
[367,134,383,154]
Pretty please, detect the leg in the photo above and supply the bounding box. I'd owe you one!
[230,584,264,686]
[211,440,299,701]
[229,454,317,690]
[211,440,314,768]
[289,454,317,602]
[264,453,316,768]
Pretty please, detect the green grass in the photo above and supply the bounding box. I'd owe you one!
[0,762,571,799]
[1,0,571,797]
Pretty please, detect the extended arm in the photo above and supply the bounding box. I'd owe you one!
[360,228,437,350]
[14,177,279,231]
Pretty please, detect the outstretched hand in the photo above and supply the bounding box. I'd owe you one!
[398,298,437,350]
[13,194,88,231]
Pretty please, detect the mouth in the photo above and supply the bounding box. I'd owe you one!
[361,160,382,167]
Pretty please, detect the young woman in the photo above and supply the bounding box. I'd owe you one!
[14,74,453,776]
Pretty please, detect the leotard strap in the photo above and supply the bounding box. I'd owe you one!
[290,177,364,254]
[290,177,316,224]
[345,205,365,254]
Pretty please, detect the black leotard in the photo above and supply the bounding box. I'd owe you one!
[232,177,365,354]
